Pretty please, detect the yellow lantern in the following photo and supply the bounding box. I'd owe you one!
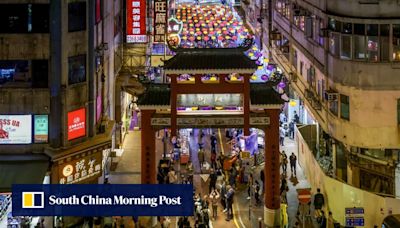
[248,53,254,57]
[258,66,263,70]
[231,76,237,81]
[251,75,258,80]
[210,76,217,81]
[289,100,297,107]
[264,58,269,63]
[252,46,258,51]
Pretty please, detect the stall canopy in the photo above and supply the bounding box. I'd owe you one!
[0,154,49,192]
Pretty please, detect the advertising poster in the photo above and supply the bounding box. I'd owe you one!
[67,108,86,141]
[34,115,48,143]
[0,115,32,144]
[126,0,147,43]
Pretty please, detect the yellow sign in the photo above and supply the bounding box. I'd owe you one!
[241,151,251,159]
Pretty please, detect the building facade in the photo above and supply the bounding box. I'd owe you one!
[240,0,400,225]
[0,0,122,191]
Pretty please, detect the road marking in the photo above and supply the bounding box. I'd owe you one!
[234,202,246,228]
[218,129,225,155]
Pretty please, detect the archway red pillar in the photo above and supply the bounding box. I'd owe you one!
[264,109,281,227]
[141,109,156,184]
[243,74,250,135]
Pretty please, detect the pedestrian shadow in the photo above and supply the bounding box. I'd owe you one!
[289,174,299,186]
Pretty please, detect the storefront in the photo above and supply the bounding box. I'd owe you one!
[48,140,111,185]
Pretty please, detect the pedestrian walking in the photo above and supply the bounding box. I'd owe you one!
[280,186,289,204]
[198,149,205,168]
[313,188,325,211]
[260,169,265,191]
[247,173,253,200]
[289,152,297,176]
[210,152,217,169]
[294,111,300,124]
[280,151,288,173]
[220,182,227,211]
[210,133,217,152]
[279,112,286,125]
[168,167,178,184]
[318,210,327,228]
[209,169,217,194]
[209,189,220,220]
[254,180,261,206]
[279,126,285,146]
[289,121,295,139]
[280,176,287,195]
[225,186,235,221]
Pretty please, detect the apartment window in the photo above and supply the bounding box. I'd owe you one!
[68,2,86,32]
[341,35,352,59]
[340,94,350,120]
[294,15,305,31]
[367,24,379,62]
[354,36,366,60]
[68,55,86,85]
[393,24,400,61]
[0,4,28,33]
[276,0,290,19]
[328,18,341,32]
[329,100,338,116]
[299,61,304,76]
[31,60,48,88]
[30,4,49,33]
[329,33,340,57]
[380,24,390,62]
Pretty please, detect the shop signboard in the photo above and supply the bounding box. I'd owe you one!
[34,115,48,143]
[126,0,147,43]
[58,151,103,184]
[153,0,167,43]
[67,108,86,141]
[0,115,32,144]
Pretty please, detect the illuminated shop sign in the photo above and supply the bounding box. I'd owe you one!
[0,115,32,144]
[67,108,86,141]
[126,0,147,43]
[58,151,102,184]
[34,115,48,143]
[153,0,168,43]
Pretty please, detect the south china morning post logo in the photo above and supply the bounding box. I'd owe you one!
[13,184,193,216]
[22,192,44,209]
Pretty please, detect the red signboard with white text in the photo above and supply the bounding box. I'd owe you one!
[126,0,147,43]
[67,108,86,141]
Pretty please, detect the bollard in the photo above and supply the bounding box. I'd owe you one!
[258,217,263,228]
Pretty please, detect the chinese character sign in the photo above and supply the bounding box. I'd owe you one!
[153,0,167,43]
[126,0,147,43]
[58,152,103,184]
[34,115,48,143]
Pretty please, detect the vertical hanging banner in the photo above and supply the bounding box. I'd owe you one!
[153,0,168,43]
[126,0,147,43]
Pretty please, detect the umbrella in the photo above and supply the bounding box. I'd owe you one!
[204,36,210,41]
[225,36,230,40]
[223,30,228,35]
[196,31,202,35]
[189,36,195,42]
[211,36,216,40]
[232,36,237,40]
[182,36,187,40]
[196,36,201,40]
[218,36,224,41]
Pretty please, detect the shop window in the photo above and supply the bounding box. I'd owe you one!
[354,36,366,60]
[294,15,305,31]
[380,24,390,62]
[340,35,351,59]
[340,94,350,120]
[0,4,28,33]
[361,148,393,161]
[68,2,86,32]
[360,170,393,196]
[0,60,29,84]
[68,55,86,85]
[276,0,290,19]
[31,60,48,88]
[329,33,340,57]
[336,142,347,182]
[393,24,400,61]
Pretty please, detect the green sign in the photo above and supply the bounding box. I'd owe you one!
[34,115,48,143]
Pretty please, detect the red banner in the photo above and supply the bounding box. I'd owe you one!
[126,0,147,43]
[67,108,86,141]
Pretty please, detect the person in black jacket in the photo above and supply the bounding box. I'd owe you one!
[260,170,265,193]
[209,169,217,194]
[314,188,325,210]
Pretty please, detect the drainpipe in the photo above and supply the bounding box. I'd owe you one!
[88,0,96,137]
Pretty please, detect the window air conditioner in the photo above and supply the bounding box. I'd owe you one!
[324,91,338,101]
